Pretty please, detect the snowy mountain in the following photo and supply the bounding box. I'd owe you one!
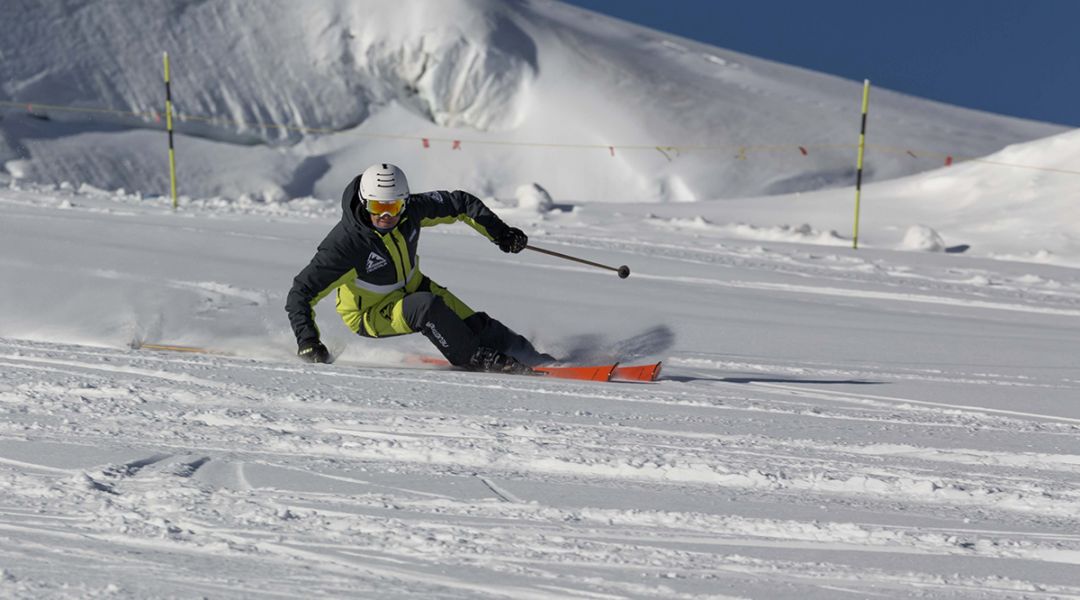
[0,0,1066,203]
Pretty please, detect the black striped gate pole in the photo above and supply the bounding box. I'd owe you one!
[163,52,178,209]
[853,79,870,249]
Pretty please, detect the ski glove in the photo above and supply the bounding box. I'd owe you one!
[496,227,528,253]
[298,340,331,364]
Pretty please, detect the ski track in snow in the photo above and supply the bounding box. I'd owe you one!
[2,188,1080,597]
[2,337,1080,598]
[534,232,1080,315]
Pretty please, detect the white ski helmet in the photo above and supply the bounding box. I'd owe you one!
[359,163,410,203]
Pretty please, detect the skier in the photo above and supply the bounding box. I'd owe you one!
[285,163,554,373]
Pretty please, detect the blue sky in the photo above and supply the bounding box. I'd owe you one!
[562,0,1080,127]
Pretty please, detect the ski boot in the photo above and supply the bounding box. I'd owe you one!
[468,347,534,375]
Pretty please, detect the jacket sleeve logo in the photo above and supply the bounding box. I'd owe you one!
[365,251,389,273]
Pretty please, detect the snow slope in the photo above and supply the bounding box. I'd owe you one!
[611,127,1080,269]
[0,0,1066,203]
[2,126,1080,595]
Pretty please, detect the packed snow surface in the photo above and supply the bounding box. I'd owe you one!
[2,133,1080,596]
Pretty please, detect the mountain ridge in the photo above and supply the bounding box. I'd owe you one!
[0,0,1066,202]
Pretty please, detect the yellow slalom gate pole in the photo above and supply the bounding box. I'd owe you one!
[852,79,870,249]
[163,52,178,209]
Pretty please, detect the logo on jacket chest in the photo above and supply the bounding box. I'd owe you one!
[365,251,389,273]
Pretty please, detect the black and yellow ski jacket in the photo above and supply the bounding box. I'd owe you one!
[285,174,514,345]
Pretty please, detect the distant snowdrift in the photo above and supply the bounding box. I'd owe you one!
[606,128,1080,266]
[0,0,1065,204]
[866,128,1080,264]
[899,225,947,252]
[646,216,848,246]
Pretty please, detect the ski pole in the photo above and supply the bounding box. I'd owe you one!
[526,244,631,279]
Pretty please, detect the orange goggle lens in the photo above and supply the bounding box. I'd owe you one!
[366,198,405,216]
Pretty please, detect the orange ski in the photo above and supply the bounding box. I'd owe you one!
[410,355,451,366]
[408,355,625,382]
[612,362,663,382]
[534,364,617,382]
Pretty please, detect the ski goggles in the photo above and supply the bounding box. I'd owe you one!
[365,198,406,217]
